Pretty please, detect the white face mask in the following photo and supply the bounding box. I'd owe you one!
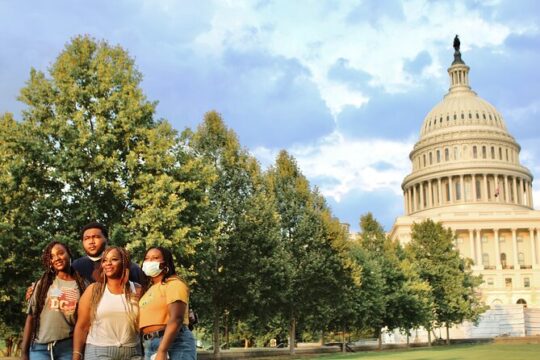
[142,261,163,277]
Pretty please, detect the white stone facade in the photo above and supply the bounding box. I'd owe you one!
[389,47,540,313]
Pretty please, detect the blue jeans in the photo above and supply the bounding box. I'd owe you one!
[30,338,73,360]
[142,326,196,360]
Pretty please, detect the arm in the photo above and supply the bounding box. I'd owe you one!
[154,301,186,360]
[72,284,94,360]
[20,314,34,360]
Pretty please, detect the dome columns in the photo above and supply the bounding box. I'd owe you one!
[404,173,534,215]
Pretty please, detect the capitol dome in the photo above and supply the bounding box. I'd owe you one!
[401,45,533,215]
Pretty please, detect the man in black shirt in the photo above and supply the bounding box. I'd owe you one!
[74,222,145,285]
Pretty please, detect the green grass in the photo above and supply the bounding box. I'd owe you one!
[306,343,540,360]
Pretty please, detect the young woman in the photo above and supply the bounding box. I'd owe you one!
[21,241,87,360]
[73,246,142,360]
[139,247,196,360]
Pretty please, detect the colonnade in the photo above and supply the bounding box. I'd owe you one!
[404,173,533,214]
[455,228,539,271]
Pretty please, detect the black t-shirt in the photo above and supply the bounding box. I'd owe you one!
[72,256,146,287]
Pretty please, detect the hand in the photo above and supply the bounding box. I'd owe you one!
[152,350,168,360]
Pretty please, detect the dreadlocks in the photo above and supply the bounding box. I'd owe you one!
[31,241,87,340]
[88,246,138,333]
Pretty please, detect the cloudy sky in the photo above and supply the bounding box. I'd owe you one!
[1,0,540,231]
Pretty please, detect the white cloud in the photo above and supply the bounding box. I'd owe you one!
[190,0,518,117]
[252,131,414,202]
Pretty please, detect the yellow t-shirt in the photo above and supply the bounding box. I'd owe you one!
[139,277,189,329]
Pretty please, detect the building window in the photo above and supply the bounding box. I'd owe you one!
[473,146,477,159]
[506,149,509,161]
[445,148,449,161]
[482,253,490,266]
[501,253,507,268]
[455,182,461,200]
[491,146,495,159]
[423,154,426,167]
[476,179,482,199]
[524,278,530,288]
[429,152,433,165]
[518,252,525,266]
[499,147,502,160]
[454,147,459,160]
[437,150,441,163]
[482,146,487,159]
[505,278,512,288]
[446,182,450,202]
[487,278,494,286]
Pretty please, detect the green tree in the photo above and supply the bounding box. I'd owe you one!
[407,219,486,344]
[0,36,206,350]
[267,151,351,354]
[187,111,286,356]
[356,213,434,348]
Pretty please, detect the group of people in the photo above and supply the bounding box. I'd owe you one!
[20,222,196,360]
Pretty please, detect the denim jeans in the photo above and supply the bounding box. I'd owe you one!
[142,326,196,360]
[29,338,73,360]
[84,343,142,360]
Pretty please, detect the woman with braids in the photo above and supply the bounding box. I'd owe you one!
[73,246,142,360]
[21,241,87,360]
[139,247,196,360]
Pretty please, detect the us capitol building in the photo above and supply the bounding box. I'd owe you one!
[389,38,540,337]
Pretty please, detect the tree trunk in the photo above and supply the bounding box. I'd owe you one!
[224,316,229,349]
[446,323,450,345]
[377,328,382,350]
[427,327,432,347]
[342,324,346,353]
[213,312,221,358]
[320,330,325,346]
[406,332,410,347]
[289,316,296,355]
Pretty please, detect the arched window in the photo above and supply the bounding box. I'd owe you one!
[445,148,449,161]
[517,299,527,308]
[482,146,487,159]
[473,146,477,159]
[436,150,441,163]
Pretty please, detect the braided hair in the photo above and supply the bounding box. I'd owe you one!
[88,246,138,333]
[31,241,87,340]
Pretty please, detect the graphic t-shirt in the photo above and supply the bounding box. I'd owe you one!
[28,277,82,343]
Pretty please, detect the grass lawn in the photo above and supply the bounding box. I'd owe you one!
[308,343,540,360]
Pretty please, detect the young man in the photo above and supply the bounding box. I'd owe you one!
[73,222,145,285]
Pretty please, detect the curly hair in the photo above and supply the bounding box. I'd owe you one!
[88,246,138,333]
[32,241,87,340]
